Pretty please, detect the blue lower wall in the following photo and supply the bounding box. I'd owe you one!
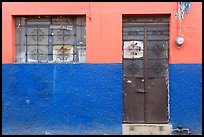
[2,64,202,134]
[169,64,202,134]
[2,64,122,135]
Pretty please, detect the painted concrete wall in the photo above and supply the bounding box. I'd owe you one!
[2,2,202,135]
[2,64,122,135]
[169,64,202,134]
[2,64,202,134]
[2,2,202,64]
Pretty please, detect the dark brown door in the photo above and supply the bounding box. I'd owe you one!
[122,16,169,124]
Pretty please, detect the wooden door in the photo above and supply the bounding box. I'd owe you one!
[122,16,169,124]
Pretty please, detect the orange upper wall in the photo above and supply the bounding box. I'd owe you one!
[2,2,202,64]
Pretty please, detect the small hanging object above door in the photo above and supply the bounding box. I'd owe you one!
[123,41,143,59]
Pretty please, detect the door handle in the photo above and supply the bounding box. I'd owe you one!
[136,89,147,93]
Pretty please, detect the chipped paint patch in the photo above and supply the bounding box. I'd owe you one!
[127,80,132,83]
[26,99,30,104]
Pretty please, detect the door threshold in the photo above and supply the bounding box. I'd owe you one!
[122,123,172,135]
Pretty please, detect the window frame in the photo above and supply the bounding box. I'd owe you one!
[15,15,86,63]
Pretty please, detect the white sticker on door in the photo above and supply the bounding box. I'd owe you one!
[123,41,143,58]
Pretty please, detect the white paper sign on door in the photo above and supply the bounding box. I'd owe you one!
[123,41,143,58]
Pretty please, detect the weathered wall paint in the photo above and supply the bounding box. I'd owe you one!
[2,2,202,135]
[2,2,202,64]
[2,64,202,135]
[169,64,202,134]
[2,64,122,135]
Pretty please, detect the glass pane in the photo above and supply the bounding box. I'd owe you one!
[76,46,86,63]
[15,17,26,26]
[16,27,21,45]
[27,36,37,45]
[52,29,75,45]
[15,16,86,63]
[27,27,48,35]
[76,26,86,45]
[27,46,48,62]
[51,16,74,25]
[26,17,50,25]
[16,27,26,45]
[27,36,48,45]
[27,28,48,45]
[16,45,25,63]
[76,16,86,26]
[53,36,75,45]
[16,25,26,62]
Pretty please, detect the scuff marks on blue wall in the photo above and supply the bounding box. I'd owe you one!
[2,64,202,134]
[2,64,122,135]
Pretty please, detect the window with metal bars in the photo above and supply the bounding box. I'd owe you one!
[15,16,86,63]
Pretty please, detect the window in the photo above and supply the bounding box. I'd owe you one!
[15,16,86,63]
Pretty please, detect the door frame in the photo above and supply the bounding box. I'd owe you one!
[122,14,170,124]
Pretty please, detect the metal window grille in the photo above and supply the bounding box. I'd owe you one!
[15,16,86,63]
